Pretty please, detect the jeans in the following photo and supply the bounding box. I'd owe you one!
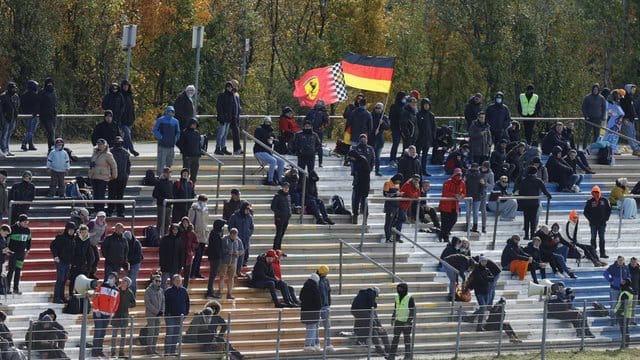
[489,273,500,305]
[472,199,486,229]
[54,261,70,302]
[191,243,205,277]
[91,179,108,213]
[305,322,319,347]
[445,266,457,298]
[161,271,172,290]
[621,119,640,151]
[92,313,111,355]
[320,306,331,346]
[590,223,607,255]
[0,120,16,152]
[120,125,136,152]
[22,116,39,146]
[255,151,285,182]
[156,145,175,175]
[374,145,383,172]
[164,316,182,354]
[389,126,401,162]
[182,156,200,183]
[126,262,140,294]
[610,288,621,320]
[216,122,230,149]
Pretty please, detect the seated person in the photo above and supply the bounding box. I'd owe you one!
[506,121,521,143]
[523,237,548,283]
[505,142,526,184]
[443,253,473,301]
[546,146,581,192]
[271,249,301,306]
[490,139,516,182]
[500,234,545,283]
[184,301,243,357]
[250,250,296,308]
[542,121,570,155]
[439,237,462,263]
[459,238,471,257]
[444,144,470,175]
[564,148,595,175]
[535,225,577,279]
[610,178,637,219]
[28,314,69,359]
[484,298,522,343]
[278,106,300,152]
[254,116,286,185]
[300,170,334,225]
[416,180,441,231]
[530,157,548,184]
[487,176,517,221]
[350,287,390,357]
[548,282,595,338]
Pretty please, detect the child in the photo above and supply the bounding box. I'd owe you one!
[46,138,70,197]
[110,277,136,358]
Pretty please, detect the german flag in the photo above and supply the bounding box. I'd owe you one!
[341,52,395,93]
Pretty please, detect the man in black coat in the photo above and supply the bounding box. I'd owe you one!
[485,92,511,145]
[416,98,436,176]
[546,146,580,192]
[8,171,35,221]
[101,223,129,280]
[464,93,482,131]
[19,80,41,151]
[292,121,321,172]
[159,224,183,289]
[305,100,330,167]
[351,287,389,355]
[50,222,76,303]
[91,110,121,147]
[348,149,371,224]
[397,146,420,184]
[152,168,174,235]
[270,183,291,250]
[107,137,131,217]
[174,85,196,131]
[171,169,195,223]
[119,80,139,156]
[348,96,373,141]
[300,272,322,350]
[541,122,570,155]
[69,224,95,299]
[251,250,293,307]
[176,118,202,183]
[39,78,58,150]
[102,83,124,125]
[205,219,226,299]
[369,103,390,176]
[518,166,552,239]
[399,97,418,150]
[389,91,406,166]
[0,81,20,156]
[215,80,242,155]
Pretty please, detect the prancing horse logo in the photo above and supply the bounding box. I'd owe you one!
[304,76,319,100]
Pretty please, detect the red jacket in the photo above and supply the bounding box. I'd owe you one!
[181,231,199,265]
[399,181,421,211]
[92,284,120,316]
[279,116,301,142]
[439,177,466,213]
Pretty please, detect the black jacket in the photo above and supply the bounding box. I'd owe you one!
[546,156,573,184]
[583,197,611,226]
[524,242,544,262]
[399,105,418,142]
[91,121,121,147]
[300,278,322,323]
[517,174,551,209]
[464,97,482,129]
[207,220,226,260]
[39,82,57,120]
[351,153,371,194]
[153,178,174,206]
[0,90,20,123]
[416,109,436,150]
[369,112,390,148]
[349,107,373,139]
[397,152,420,183]
[541,129,569,155]
[465,168,486,201]
[215,90,237,124]
[351,288,377,311]
[253,124,275,154]
[20,85,40,116]
[177,127,202,157]
[252,254,277,282]
[127,238,143,265]
[271,190,291,220]
[292,130,321,157]
[101,232,129,267]
[468,120,492,157]
[111,146,131,180]
[174,92,196,130]
[468,266,493,295]
[159,234,183,274]
[71,237,94,272]
[102,91,124,124]
[9,180,35,202]
[50,232,75,265]
[120,90,135,126]
[501,238,530,268]
[486,103,511,133]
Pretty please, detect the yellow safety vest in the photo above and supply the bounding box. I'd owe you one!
[614,290,634,319]
[394,294,412,322]
[519,93,538,116]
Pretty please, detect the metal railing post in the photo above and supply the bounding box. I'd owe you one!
[225,313,231,359]
[215,163,222,214]
[618,200,624,240]
[454,306,462,359]
[338,241,343,295]
[128,316,134,358]
[545,197,550,225]
[322,308,330,358]
[497,302,505,356]
[300,172,307,224]
[242,129,247,185]
[491,199,501,250]
[8,201,12,225]
[177,314,185,359]
[161,199,167,236]
[367,308,374,360]
[392,233,397,278]
[275,309,282,360]
[541,299,548,360]
[131,201,136,232]
[27,319,32,360]
[410,308,417,359]
[414,198,419,243]
[622,314,628,349]
[580,300,586,351]
[465,198,471,239]
[359,200,367,251]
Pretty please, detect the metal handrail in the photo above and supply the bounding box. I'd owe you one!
[581,118,640,145]
[241,129,308,224]
[200,150,224,214]
[9,199,136,230]
[337,238,403,295]
[160,198,197,236]
[391,228,458,313]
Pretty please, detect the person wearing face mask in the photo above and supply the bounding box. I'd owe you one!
[91,272,120,358]
[19,80,40,152]
[102,82,124,126]
[50,222,76,304]
[171,168,195,223]
[305,100,330,167]
[469,112,492,165]
[254,116,286,185]
[485,91,511,145]
[0,82,20,156]
[107,136,131,217]
[176,118,203,184]
[292,120,322,172]
[400,96,418,150]
[39,78,58,150]
[439,168,467,243]
[369,102,390,176]
[174,85,197,131]
[68,224,95,303]
[188,194,210,279]
[46,138,70,198]
[229,201,254,275]
[464,93,483,132]
[388,282,415,360]
[89,138,118,214]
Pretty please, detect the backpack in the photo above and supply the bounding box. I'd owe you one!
[330,195,351,216]
[596,144,613,165]
[142,226,159,247]
[143,169,158,186]
[65,182,81,198]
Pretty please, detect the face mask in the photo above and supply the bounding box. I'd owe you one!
[360,138,367,145]
[533,244,540,249]
[303,128,312,134]
[496,98,503,104]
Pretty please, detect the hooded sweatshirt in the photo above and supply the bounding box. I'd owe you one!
[581,84,607,121]
[20,80,40,116]
[228,201,254,245]
[46,141,70,172]
[584,185,612,225]
[152,106,180,148]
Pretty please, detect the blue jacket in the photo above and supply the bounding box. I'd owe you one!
[153,106,180,148]
[46,148,70,172]
[604,263,631,290]
[318,274,331,307]
[164,286,190,316]
[228,201,254,244]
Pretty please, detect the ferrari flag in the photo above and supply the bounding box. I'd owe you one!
[341,52,395,93]
[293,63,348,107]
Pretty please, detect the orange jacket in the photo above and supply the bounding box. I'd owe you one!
[92,284,121,316]
[439,177,466,213]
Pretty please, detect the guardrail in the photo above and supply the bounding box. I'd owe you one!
[199,149,224,212]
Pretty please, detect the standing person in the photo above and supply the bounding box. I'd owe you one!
[305,100,330,168]
[350,287,390,356]
[159,224,183,290]
[101,223,129,279]
[19,80,40,151]
[614,278,634,347]
[142,274,164,355]
[91,273,120,358]
[179,219,198,289]
[172,168,195,223]
[102,83,124,126]
[164,274,190,357]
[400,97,418,150]
[370,102,390,176]
[118,79,139,156]
[518,166,552,240]
[415,98,436,177]
[485,92,511,145]
[214,81,235,155]
[388,282,415,360]
[39,78,57,150]
[110,276,135,358]
[465,163,487,234]
[316,265,333,351]
[383,174,404,243]
[469,112,492,165]
[629,257,640,323]
[50,222,76,304]
[91,110,121,147]
[152,167,174,235]
[8,214,31,294]
[46,138,70,197]
[88,138,117,214]
[173,85,196,131]
[439,168,467,243]
[152,106,181,175]
[8,171,35,222]
[0,170,8,222]
[107,136,130,217]
[467,257,495,331]
[388,91,406,167]
[176,118,202,184]
[271,182,291,250]
[292,120,321,172]
[347,148,372,224]
[619,84,640,156]
[222,189,242,221]
[218,227,244,299]
[583,185,612,258]
[518,84,542,144]
[228,201,254,275]
[349,96,373,146]
[397,146,421,185]
[300,272,322,352]
[205,220,226,299]
[124,231,142,295]
[603,256,630,323]
[253,116,285,185]
[188,194,210,279]
[68,224,94,300]
[87,213,107,278]
[0,82,20,156]
[464,93,483,131]
[581,83,607,150]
